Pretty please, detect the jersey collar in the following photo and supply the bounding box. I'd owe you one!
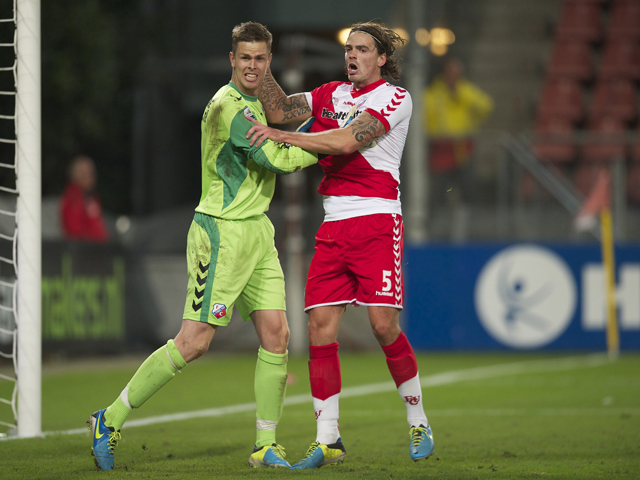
[350,78,386,98]
[228,81,258,101]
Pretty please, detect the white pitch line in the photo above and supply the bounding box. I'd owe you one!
[288,407,640,417]
[427,407,640,417]
[5,353,612,440]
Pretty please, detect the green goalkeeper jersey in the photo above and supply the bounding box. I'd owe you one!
[196,82,317,219]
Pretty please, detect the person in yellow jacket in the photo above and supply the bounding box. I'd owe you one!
[423,58,493,240]
[424,58,493,171]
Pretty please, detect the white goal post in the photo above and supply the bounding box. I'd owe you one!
[16,0,41,438]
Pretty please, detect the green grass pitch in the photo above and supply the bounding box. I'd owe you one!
[0,351,639,479]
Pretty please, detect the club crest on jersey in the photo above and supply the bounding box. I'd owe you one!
[212,303,227,319]
[243,107,257,121]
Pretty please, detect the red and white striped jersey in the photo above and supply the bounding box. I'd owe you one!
[304,78,412,221]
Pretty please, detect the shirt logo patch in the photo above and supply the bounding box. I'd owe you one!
[212,303,227,319]
[243,107,257,121]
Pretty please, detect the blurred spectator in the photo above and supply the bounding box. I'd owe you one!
[60,155,109,242]
[424,58,494,171]
[423,58,494,240]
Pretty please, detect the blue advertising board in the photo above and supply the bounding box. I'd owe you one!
[404,243,640,350]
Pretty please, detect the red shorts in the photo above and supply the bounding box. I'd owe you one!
[304,213,404,310]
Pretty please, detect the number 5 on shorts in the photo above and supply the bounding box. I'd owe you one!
[382,270,392,292]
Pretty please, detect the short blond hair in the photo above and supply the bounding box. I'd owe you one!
[231,22,272,55]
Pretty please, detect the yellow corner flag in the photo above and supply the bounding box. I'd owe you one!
[574,168,618,358]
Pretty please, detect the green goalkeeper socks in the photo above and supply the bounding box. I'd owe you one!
[104,339,187,431]
[103,341,287,447]
[254,346,288,448]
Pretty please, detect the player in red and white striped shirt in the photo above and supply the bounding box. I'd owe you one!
[250,21,434,468]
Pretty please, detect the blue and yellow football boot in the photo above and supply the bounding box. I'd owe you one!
[409,424,434,461]
[87,409,121,470]
[291,439,346,469]
[248,443,291,468]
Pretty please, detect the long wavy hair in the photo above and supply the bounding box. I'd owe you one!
[349,21,407,81]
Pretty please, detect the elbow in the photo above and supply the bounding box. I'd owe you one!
[338,141,361,155]
[264,113,280,124]
[263,109,285,124]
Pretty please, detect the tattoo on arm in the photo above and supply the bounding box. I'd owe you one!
[349,114,385,146]
[259,70,310,121]
[281,95,311,121]
[259,72,287,114]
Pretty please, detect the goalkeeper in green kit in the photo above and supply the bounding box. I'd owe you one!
[86,21,317,471]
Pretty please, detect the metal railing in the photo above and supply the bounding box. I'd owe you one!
[499,131,635,242]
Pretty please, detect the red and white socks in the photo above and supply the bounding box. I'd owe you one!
[382,332,429,428]
[308,334,428,445]
[309,342,341,445]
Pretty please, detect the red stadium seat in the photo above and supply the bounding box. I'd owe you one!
[573,163,610,196]
[627,163,640,205]
[589,79,638,123]
[599,40,640,79]
[546,40,594,81]
[632,144,640,163]
[606,0,640,40]
[555,0,603,42]
[532,117,577,163]
[631,123,640,162]
[536,79,585,123]
[519,171,561,203]
[581,117,627,162]
[519,163,572,203]
[519,172,537,202]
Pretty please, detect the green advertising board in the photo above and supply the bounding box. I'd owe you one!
[42,242,127,353]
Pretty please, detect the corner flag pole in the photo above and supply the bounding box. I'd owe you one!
[600,207,619,359]
[574,168,618,359]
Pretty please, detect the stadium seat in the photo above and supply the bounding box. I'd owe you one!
[518,161,571,203]
[599,40,640,79]
[536,79,585,123]
[532,117,577,163]
[519,172,547,203]
[588,79,638,123]
[606,0,640,40]
[631,123,640,162]
[573,163,610,197]
[518,166,572,203]
[627,163,640,205]
[546,40,594,81]
[581,117,627,162]
[555,0,603,43]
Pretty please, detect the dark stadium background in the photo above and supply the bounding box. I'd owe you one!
[0,0,638,356]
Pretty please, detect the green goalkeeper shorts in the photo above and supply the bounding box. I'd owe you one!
[182,212,286,326]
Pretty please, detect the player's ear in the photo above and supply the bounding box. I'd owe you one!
[229,51,235,68]
[377,53,387,68]
[268,52,273,67]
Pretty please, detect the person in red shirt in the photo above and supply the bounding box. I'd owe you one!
[249,21,434,468]
[60,155,109,242]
